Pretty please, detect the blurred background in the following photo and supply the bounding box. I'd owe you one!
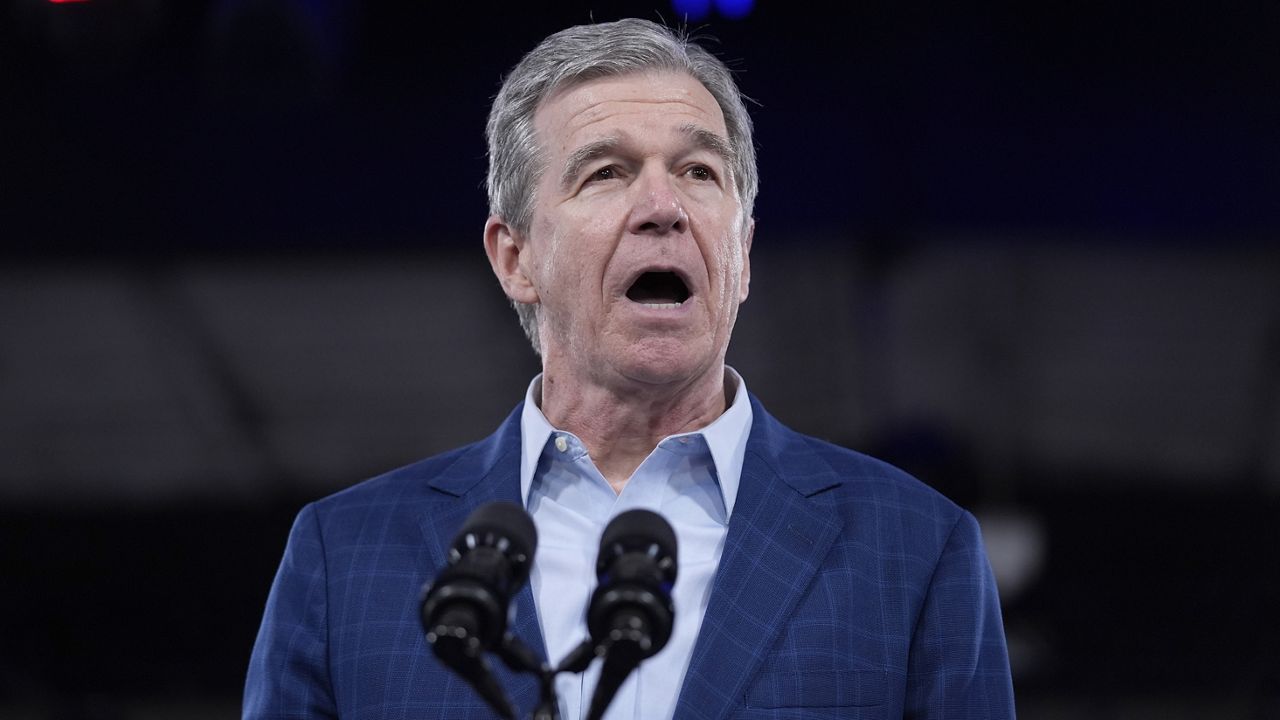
[2,1,1278,718]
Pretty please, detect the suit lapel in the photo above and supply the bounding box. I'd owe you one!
[413,398,843,719]
[416,404,549,715]
[676,399,844,720]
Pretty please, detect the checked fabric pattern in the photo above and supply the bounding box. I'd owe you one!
[245,397,1014,719]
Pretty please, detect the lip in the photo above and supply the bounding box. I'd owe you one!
[618,264,697,301]
[612,265,698,324]
[621,296,697,325]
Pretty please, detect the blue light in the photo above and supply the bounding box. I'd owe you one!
[715,0,754,19]
[671,0,712,22]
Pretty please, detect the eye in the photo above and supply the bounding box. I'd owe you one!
[687,165,715,182]
[588,166,619,182]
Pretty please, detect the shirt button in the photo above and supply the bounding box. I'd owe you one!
[555,435,568,453]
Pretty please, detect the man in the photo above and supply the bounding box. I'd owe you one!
[245,18,1014,720]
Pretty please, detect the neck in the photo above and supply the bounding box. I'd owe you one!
[538,365,729,493]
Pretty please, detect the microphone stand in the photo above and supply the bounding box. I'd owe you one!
[490,634,587,720]
[427,615,623,720]
[494,634,603,720]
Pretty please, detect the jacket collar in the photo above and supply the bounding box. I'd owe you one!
[418,396,846,719]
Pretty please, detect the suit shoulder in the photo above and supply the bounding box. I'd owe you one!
[308,404,522,517]
[790,429,967,524]
[298,438,488,534]
[749,395,962,519]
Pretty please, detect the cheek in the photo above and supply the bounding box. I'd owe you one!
[536,223,607,302]
[713,235,743,282]
[723,253,743,304]
[724,237,743,272]
[561,213,616,269]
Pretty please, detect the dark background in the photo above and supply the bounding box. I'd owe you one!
[2,1,1278,718]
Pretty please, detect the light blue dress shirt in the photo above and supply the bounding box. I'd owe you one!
[518,368,753,720]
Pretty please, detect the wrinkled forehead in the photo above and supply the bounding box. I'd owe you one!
[532,70,729,158]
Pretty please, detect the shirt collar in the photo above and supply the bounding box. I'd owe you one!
[518,367,753,519]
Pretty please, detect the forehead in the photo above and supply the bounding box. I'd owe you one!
[533,71,728,156]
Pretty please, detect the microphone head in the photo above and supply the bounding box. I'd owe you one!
[582,509,680,720]
[421,501,538,651]
[419,502,534,720]
[453,501,538,586]
[595,508,677,586]
[588,509,678,660]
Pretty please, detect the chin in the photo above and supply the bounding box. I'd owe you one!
[614,338,716,387]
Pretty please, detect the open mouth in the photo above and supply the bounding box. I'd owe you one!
[625,271,690,309]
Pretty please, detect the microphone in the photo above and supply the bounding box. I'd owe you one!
[584,509,678,720]
[420,501,538,720]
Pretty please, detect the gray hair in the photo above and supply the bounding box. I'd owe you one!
[485,18,758,355]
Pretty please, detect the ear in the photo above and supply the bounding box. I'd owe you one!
[484,216,540,305]
[737,217,754,303]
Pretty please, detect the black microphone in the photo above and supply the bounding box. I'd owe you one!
[420,501,538,720]
[584,509,678,720]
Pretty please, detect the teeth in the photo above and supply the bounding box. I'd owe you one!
[641,302,682,310]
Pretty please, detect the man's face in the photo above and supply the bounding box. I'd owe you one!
[492,70,752,390]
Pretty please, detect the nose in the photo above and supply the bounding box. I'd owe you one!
[627,167,688,236]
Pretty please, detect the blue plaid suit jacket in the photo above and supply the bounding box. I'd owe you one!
[245,395,1014,719]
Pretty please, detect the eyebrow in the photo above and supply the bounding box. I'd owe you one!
[559,137,622,191]
[557,125,736,191]
[678,124,735,169]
